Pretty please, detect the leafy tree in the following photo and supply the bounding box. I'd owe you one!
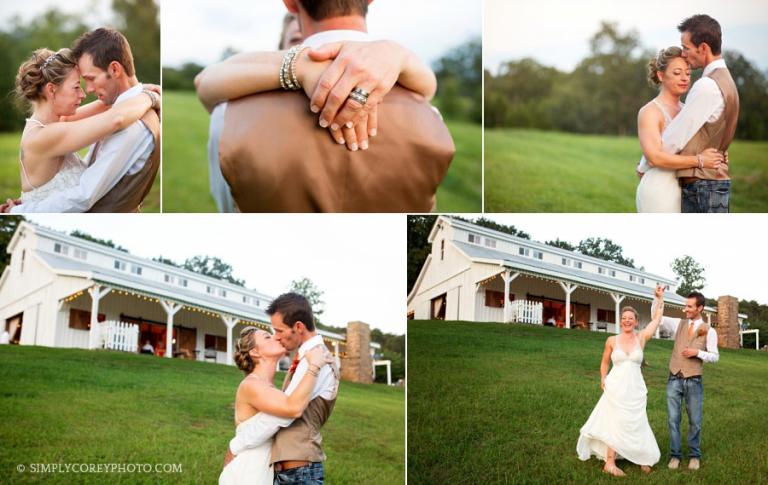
[70,230,129,252]
[371,328,404,383]
[545,238,576,251]
[182,255,245,287]
[433,38,481,122]
[576,237,635,268]
[289,277,325,321]
[112,0,160,84]
[152,256,179,267]
[0,216,25,273]
[407,215,437,294]
[671,255,706,296]
[472,217,530,240]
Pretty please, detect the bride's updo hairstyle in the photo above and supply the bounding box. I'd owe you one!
[647,46,683,88]
[234,327,263,375]
[15,48,77,110]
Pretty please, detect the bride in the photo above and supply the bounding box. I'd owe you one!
[576,299,664,476]
[6,47,159,212]
[635,47,724,212]
[219,327,331,485]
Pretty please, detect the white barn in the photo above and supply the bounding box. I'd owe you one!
[407,216,747,336]
[0,222,381,369]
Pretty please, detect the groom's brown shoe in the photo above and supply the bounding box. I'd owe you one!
[688,458,700,470]
[668,458,680,469]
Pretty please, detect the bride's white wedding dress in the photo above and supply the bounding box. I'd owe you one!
[576,337,660,466]
[19,119,86,206]
[635,99,682,213]
[219,412,274,485]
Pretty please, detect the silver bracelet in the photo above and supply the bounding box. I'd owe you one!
[142,89,157,109]
[279,44,307,91]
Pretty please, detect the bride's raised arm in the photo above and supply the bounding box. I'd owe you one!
[240,346,330,418]
[639,290,665,343]
[24,90,159,162]
[638,106,723,170]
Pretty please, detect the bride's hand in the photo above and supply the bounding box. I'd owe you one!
[600,376,606,391]
[305,346,327,368]
[699,148,724,169]
[326,105,377,151]
[306,40,405,131]
[1,198,21,213]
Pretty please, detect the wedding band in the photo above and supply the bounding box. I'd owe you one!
[348,87,369,105]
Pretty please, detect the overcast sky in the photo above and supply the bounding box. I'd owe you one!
[162,0,481,68]
[0,0,138,30]
[455,214,768,307]
[485,0,768,73]
[23,214,406,335]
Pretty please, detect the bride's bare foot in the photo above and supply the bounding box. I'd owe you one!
[640,465,652,474]
[603,464,626,477]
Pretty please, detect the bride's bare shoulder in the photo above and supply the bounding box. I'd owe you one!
[638,100,662,119]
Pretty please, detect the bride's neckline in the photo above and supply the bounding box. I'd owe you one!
[616,334,640,356]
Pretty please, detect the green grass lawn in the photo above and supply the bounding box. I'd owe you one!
[0,345,404,484]
[407,320,768,484]
[484,128,768,212]
[163,90,481,213]
[0,131,159,212]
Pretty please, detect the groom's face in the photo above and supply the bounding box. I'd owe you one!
[270,312,300,351]
[684,297,703,319]
[78,53,121,106]
[680,32,704,69]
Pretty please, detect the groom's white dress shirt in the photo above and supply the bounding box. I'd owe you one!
[12,83,154,213]
[208,30,371,212]
[660,59,728,157]
[653,298,720,363]
[229,334,338,455]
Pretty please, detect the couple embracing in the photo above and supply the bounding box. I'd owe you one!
[635,14,739,213]
[220,293,340,485]
[577,284,720,476]
[4,28,160,213]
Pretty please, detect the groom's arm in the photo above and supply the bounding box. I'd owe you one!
[660,78,724,155]
[695,328,720,363]
[10,122,153,213]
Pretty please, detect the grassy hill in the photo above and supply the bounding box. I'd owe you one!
[0,345,403,484]
[162,90,481,213]
[407,320,768,484]
[484,128,768,212]
[0,132,160,212]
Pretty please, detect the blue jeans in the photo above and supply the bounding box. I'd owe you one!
[667,375,703,459]
[681,180,730,213]
[274,462,324,485]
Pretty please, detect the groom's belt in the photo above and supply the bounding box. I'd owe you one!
[274,460,311,471]
[671,371,702,379]
[679,177,700,187]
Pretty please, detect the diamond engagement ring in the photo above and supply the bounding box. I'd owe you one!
[348,87,370,105]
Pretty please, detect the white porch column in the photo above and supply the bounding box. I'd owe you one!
[558,282,578,329]
[87,285,111,349]
[160,300,183,358]
[333,341,341,370]
[501,271,519,323]
[707,313,712,325]
[221,315,240,366]
[610,293,626,334]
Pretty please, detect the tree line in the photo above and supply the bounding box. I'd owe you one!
[0,0,160,132]
[485,22,768,140]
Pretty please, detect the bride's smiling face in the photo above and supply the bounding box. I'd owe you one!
[659,57,691,97]
[620,311,638,333]
[47,68,86,116]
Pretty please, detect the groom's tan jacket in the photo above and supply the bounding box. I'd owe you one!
[219,86,455,212]
[88,111,161,213]
[271,348,339,463]
[676,68,740,181]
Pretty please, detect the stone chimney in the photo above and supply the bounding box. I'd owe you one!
[340,321,373,384]
[716,296,740,349]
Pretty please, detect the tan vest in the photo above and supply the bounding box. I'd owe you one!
[668,319,710,377]
[271,350,339,463]
[219,86,455,212]
[88,111,161,213]
[676,67,740,181]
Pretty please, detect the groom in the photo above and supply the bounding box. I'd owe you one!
[662,14,739,213]
[225,293,339,484]
[652,284,719,471]
[210,0,454,212]
[9,28,160,213]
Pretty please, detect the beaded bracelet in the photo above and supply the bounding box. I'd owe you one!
[279,44,307,90]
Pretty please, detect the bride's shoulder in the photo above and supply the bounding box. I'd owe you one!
[638,100,661,118]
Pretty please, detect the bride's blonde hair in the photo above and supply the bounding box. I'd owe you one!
[234,327,266,375]
[15,48,77,111]
[647,46,684,88]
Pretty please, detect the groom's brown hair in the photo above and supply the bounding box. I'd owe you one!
[267,292,316,331]
[678,15,722,55]
[687,291,706,309]
[298,0,369,20]
[72,28,135,77]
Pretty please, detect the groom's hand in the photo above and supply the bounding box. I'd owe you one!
[223,448,235,468]
[682,348,699,358]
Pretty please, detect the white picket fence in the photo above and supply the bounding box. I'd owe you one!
[509,300,543,325]
[102,320,139,352]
